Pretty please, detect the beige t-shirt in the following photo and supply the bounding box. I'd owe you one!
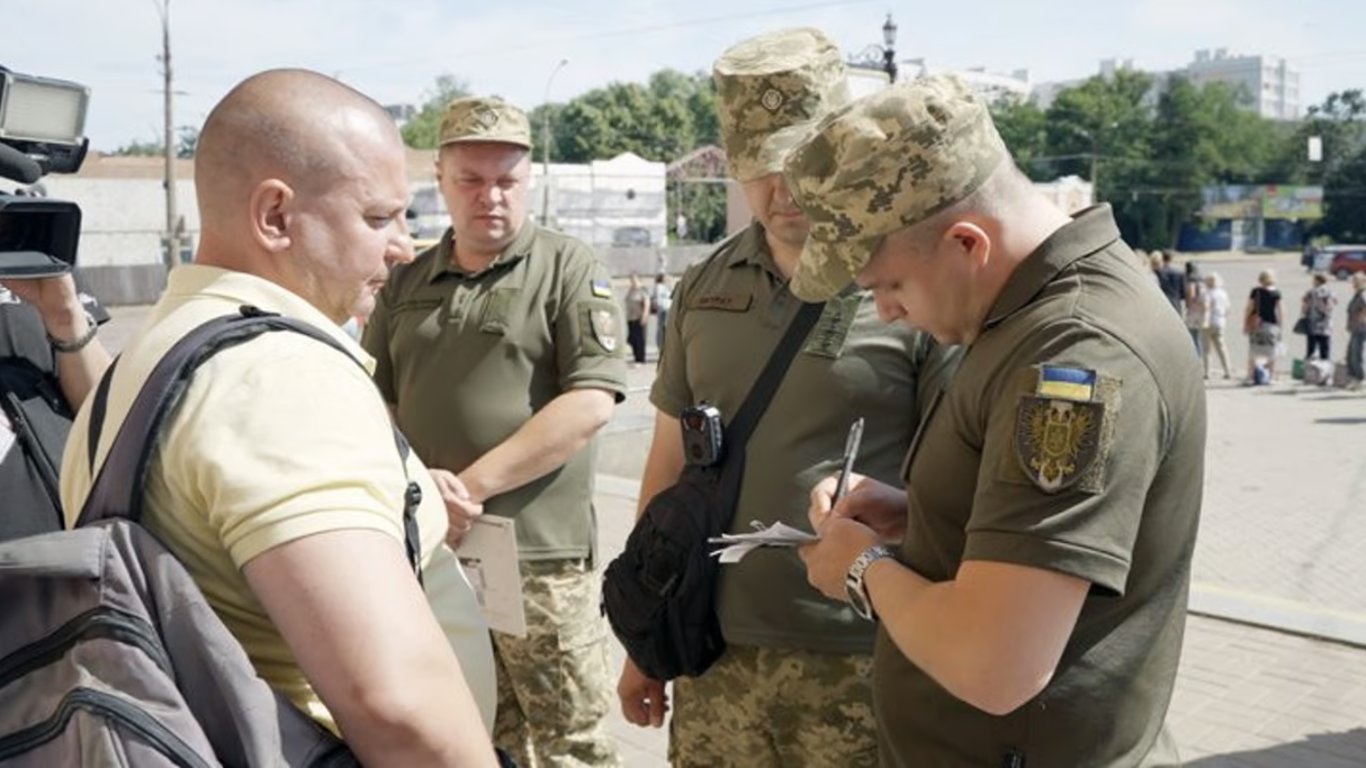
[60,265,495,735]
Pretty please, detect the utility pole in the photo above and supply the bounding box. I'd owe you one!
[156,0,177,274]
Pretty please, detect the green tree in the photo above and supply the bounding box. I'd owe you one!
[1302,90,1366,241]
[402,75,471,149]
[1044,71,1156,245]
[176,125,199,159]
[554,80,695,162]
[111,138,164,157]
[990,98,1049,180]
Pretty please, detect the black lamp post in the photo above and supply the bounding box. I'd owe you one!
[881,13,898,83]
[848,13,899,83]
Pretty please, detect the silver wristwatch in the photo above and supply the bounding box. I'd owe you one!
[845,544,895,621]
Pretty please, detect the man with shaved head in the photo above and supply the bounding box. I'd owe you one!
[61,69,500,767]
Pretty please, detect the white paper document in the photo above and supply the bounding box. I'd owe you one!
[708,520,820,564]
[455,515,527,637]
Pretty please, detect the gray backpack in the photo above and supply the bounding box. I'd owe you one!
[0,308,422,767]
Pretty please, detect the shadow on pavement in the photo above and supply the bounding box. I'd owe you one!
[1314,417,1366,425]
[1187,728,1366,767]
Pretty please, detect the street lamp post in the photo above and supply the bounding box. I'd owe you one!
[880,13,898,83]
[848,12,899,83]
[540,58,569,227]
[153,0,177,274]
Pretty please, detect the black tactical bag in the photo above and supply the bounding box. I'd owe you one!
[602,302,820,681]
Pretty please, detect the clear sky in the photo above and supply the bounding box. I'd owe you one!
[5,0,1364,152]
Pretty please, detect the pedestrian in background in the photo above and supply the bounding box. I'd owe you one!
[1245,269,1283,384]
[1301,272,1337,362]
[1184,261,1208,358]
[1346,273,1366,390]
[625,273,649,365]
[1202,272,1233,380]
[650,273,672,352]
[1157,250,1187,314]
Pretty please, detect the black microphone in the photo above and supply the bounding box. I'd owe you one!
[0,143,42,185]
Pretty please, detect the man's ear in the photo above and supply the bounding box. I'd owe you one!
[249,179,294,254]
[945,220,992,269]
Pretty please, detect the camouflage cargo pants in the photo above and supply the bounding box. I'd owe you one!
[669,645,877,768]
[492,558,621,768]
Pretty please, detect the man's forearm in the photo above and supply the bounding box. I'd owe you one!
[635,410,686,519]
[460,388,615,502]
[863,558,1086,717]
[44,303,113,409]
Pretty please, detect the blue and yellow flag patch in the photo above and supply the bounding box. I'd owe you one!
[591,279,613,299]
[1037,366,1096,401]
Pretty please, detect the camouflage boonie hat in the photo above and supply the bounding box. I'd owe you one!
[785,75,1010,302]
[713,27,849,182]
[438,96,532,149]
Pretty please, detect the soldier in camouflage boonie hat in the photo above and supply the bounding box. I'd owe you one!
[438,95,532,149]
[785,75,1010,302]
[713,27,850,182]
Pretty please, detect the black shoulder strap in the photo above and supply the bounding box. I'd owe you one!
[722,300,823,453]
[87,357,117,471]
[76,306,423,581]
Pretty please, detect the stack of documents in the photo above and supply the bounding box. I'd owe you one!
[709,521,819,564]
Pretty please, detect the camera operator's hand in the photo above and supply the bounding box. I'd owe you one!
[0,273,86,340]
[0,273,112,409]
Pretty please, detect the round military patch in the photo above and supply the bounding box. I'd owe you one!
[761,87,785,112]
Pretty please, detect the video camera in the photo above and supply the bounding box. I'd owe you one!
[0,66,90,279]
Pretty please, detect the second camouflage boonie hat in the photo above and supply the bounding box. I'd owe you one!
[713,27,849,182]
[438,96,532,149]
[785,75,1010,302]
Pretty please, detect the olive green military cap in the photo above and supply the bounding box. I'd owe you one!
[713,27,850,182]
[786,75,1010,302]
[438,96,532,149]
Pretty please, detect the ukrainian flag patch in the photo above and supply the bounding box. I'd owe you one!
[1036,366,1096,401]
[591,279,613,299]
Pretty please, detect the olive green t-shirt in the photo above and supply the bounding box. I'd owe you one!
[875,205,1204,766]
[363,223,628,561]
[653,222,958,654]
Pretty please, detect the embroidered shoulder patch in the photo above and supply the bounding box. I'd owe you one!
[589,308,618,353]
[1011,365,1120,494]
[1036,365,1096,401]
[1015,397,1103,492]
[591,279,613,299]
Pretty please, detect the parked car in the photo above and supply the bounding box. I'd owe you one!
[1329,248,1366,280]
[611,226,652,247]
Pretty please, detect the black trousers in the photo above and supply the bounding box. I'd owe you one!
[627,320,647,363]
[1307,333,1330,361]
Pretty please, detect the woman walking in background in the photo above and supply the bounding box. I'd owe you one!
[1185,261,1209,358]
[1301,272,1337,362]
[624,273,650,365]
[1347,273,1366,390]
[1203,272,1233,380]
[651,273,672,352]
[1245,269,1284,384]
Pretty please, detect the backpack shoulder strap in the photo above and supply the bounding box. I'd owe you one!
[77,306,423,579]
